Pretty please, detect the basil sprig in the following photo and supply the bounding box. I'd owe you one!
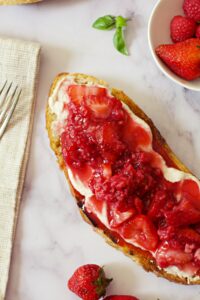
[113,27,128,56]
[92,15,116,30]
[92,15,129,56]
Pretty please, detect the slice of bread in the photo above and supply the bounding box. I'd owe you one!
[46,73,200,285]
[0,0,41,4]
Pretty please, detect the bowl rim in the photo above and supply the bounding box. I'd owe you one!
[148,0,200,92]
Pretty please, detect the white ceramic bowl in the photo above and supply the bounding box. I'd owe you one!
[148,0,200,91]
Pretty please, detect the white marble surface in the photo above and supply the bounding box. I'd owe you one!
[1,0,200,299]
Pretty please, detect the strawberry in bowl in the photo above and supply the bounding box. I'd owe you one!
[148,0,200,90]
[156,38,200,81]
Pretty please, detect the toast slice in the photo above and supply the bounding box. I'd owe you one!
[46,73,200,285]
[0,0,41,4]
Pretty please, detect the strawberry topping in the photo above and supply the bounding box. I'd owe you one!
[60,83,200,276]
[120,215,158,251]
[156,241,193,269]
[68,84,107,105]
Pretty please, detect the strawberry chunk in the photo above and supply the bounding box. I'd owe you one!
[96,123,120,147]
[148,190,168,220]
[68,84,113,119]
[85,196,105,217]
[156,242,193,268]
[109,208,135,228]
[86,95,112,118]
[177,228,200,246]
[181,179,200,209]
[133,197,143,214]
[102,163,112,178]
[165,179,200,227]
[179,262,200,276]
[61,131,96,167]
[120,215,158,251]
[164,198,200,226]
[165,179,200,226]
[68,85,107,105]
[157,226,176,241]
[96,123,125,162]
[108,201,136,228]
[68,85,86,105]
[123,115,152,150]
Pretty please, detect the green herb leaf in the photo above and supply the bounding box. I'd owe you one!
[113,26,129,55]
[92,14,130,55]
[116,15,128,28]
[197,45,200,49]
[92,15,116,30]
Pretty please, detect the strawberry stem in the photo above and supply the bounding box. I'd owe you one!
[95,268,113,297]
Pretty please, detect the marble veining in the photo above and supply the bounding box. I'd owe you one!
[0,0,200,299]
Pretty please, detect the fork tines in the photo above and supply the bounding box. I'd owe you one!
[0,81,22,140]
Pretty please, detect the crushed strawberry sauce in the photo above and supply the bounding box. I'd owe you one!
[60,84,200,276]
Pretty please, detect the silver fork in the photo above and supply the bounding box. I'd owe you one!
[0,81,22,140]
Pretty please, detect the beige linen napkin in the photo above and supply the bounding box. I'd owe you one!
[0,37,40,300]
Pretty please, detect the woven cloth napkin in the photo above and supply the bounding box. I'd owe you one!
[0,37,40,300]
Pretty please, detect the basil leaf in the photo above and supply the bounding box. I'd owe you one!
[92,15,116,30]
[113,26,129,56]
[116,15,128,28]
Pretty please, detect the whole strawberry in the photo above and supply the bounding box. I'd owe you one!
[156,38,200,80]
[196,25,200,38]
[170,15,196,43]
[183,0,200,22]
[104,296,139,300]
[68,264,112,300]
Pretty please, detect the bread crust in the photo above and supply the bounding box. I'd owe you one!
[46,72,200,285]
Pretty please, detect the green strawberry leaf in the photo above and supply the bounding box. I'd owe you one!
[94,267,113,297]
